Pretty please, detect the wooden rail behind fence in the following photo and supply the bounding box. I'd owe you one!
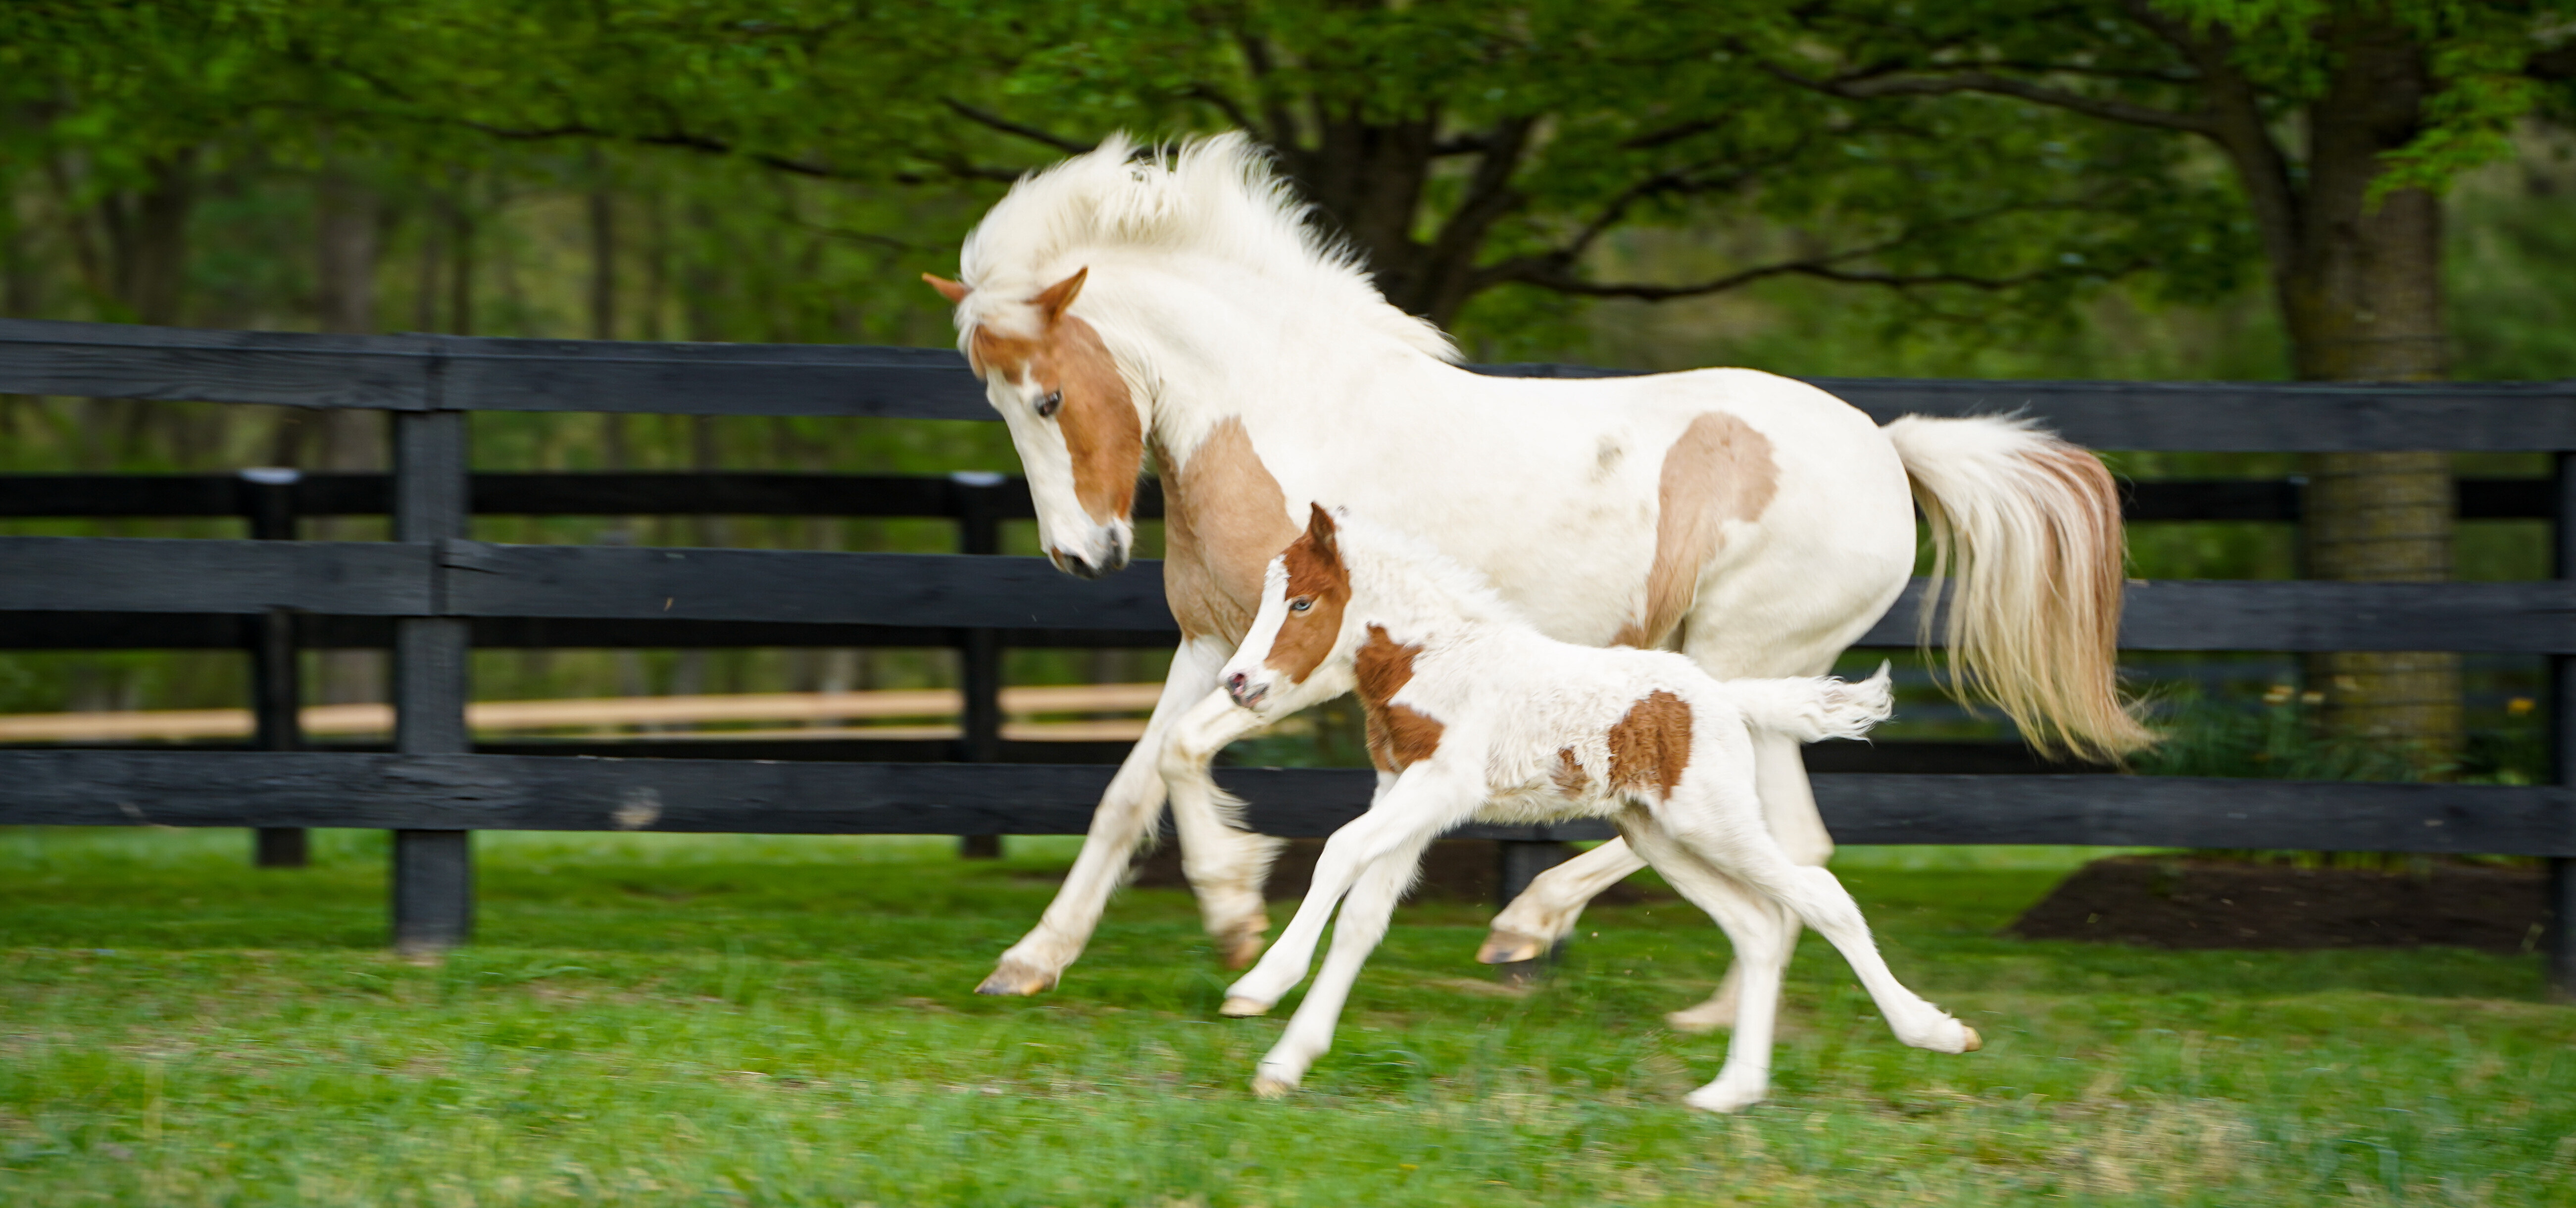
[1,316,2573,993]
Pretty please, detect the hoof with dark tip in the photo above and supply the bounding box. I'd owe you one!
[973,959,1058,997]
[1474,929,1548,965]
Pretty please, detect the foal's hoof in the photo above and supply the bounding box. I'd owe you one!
[1663,1004,1736,1035]
[1219,996,1272,1017]
[1475,928,1549,965]
[1251,1074,1297,1100]
[1959,1026,1982,1053]
[973,958,1059,997]
[1684,1082,1767,1114]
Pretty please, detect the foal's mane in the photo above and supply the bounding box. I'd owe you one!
[1334,513,1528,631]
[953,133,1458,363]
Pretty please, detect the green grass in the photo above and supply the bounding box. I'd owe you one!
[3,828,2571,1206]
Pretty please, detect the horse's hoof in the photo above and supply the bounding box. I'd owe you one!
[1252,1074,1297,1099]
[1220,996,1272,1017]
[1222,930,1268,970]
[1959,1025,1982,1053]
[973,958,1058,997]
[1663,1006,1735,1035]
[1475,929,1548,965]
[1684,1083,1766,1114]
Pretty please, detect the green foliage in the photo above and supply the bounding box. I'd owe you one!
[3,827,2572,1205]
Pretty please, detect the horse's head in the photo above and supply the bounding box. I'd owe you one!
[1220,503,1356,714]
[926,267,1143,579]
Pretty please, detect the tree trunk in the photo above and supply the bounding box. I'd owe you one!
[1269,106,1528,327]
[2277,14,2460,770]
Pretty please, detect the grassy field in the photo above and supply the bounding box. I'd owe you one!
[3,827,2571,1206]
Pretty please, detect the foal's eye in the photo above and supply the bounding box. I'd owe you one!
[1288,598,1312,613]
[1036,390,1063,418]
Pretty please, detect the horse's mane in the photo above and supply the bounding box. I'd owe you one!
[953,133,1459,362]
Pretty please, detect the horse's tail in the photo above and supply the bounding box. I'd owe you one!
[1727,663,1894,744]
[1882,414,2155,761]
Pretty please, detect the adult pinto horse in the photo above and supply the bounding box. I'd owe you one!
[926,134,2150,1020]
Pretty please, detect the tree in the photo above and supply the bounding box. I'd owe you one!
[1750,0,2576,764]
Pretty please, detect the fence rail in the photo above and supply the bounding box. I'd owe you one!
[3,317,2573,987]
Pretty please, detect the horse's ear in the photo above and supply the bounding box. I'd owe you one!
[1304,502,1339,552]
[922,273,971,305]
[1032,267,1089,321]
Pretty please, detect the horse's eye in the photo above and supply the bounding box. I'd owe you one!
[1037,390,1063,419]
[1289,598,1312,613]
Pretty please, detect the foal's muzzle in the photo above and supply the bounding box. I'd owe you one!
[1225,671,1266,709]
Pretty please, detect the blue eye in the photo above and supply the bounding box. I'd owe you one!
[1037,390,1062,418]
[1289,598,1312,612]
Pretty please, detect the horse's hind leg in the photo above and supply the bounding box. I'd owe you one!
[977,638,1230,996]
[1614,810,1796,1114]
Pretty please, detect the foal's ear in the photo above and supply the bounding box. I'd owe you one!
[1303,502,1339,552]
[922,273,971,305]
[1031,267,1089,321]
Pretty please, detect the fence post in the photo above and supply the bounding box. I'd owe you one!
[242,467,309,868]
[953,471,1006,859]
[2552,453,2576,1001]
[392,389,474,956]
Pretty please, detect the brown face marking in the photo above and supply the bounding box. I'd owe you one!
[1157,417,1297,642]
[1613,412,1780,649]
[1550,748,1589,796]
[961,270,1142,527]
[1604,690,1694,800]
[1355,623,1443,772]
[1260,504,1352,685]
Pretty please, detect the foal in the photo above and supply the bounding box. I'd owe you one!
[1167,505,1979,1112]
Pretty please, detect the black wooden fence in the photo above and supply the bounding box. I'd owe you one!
[1,317,2572,993]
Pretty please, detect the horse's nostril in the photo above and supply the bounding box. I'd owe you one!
[1063,553,1098,579]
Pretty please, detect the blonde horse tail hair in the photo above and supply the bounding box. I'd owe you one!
[1882,414,2155,761]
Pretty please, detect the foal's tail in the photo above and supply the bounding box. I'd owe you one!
[1730,664,1894,744]
[1882,414,2154,761]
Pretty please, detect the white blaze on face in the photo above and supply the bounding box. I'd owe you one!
[1221,557,1295,709]
[985,370,1131,575]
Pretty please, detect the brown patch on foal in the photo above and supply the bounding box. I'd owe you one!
[1158,418,1299,642]
[1612,412,1779,649]
[1261,505,1353,685]
[1604,690,1694,800]
[1356,624,1443,772]
[1550,748,1589,795]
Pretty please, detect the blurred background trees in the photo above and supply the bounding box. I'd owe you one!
[0,0,2572,775]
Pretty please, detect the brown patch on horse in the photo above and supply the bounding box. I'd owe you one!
[1158,417,1298,641]
[1550,748,1589,795]
[1261,505,1352,685]
[1355,623,1443,772]
[1613,412,1780,649]
[1605,690,1694,800]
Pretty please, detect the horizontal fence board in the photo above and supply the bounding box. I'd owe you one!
[6,320,2575,449]
[10,536,2576,651]
[0,471,2536,522]
[1854,577,2576,653]
[0,611,1183,651]
[0,319,433,409]
[0,751,2565,853]
[0,537,431,614]
[441,542,1179,630]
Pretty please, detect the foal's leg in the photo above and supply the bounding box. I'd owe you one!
[977,638,1231,996]
[1615,811,1799,1114]
[1223,769,1472,1016]
[1250,824,1444,1096]
[1667,729,1830,1033]
[1657,775,1977,1058]
[1476,838,1648,964]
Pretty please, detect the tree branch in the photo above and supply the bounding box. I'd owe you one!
[1771,62,2214,134]
[940,98,1096,155]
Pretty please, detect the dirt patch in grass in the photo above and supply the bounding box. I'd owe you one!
[2007,856,2546,952]
[1128,839,1674,904]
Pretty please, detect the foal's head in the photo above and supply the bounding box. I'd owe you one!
[1221,503,1357,712]
[926,268,1144,579]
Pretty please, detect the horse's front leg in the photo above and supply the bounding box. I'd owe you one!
[1157,690,1290,968]
[976,637,1232,997]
